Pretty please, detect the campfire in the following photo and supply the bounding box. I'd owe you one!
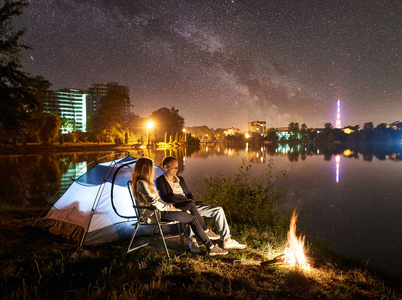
[261,210,311,270]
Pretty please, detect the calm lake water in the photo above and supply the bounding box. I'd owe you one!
[1,142,402,275]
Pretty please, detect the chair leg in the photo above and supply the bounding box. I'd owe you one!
[128,222,141,253]
[157,221,171,258]
[128,221,187,258]
[128,223,156,253]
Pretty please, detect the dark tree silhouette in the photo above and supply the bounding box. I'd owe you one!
[150,107,184,140]
[0,0,51,144]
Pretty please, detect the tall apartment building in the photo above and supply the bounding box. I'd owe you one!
[87,82,130,122]
[247,121,266,136]
[44,82,130,133]
[44,89,88,133]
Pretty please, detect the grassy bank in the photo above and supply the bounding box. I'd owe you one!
[1,208,401,299]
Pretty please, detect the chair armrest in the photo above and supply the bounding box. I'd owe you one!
[133,205,157,211]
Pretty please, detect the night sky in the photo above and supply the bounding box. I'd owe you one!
[17,0,402,130]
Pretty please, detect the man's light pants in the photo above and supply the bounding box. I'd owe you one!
[186,203,231,241]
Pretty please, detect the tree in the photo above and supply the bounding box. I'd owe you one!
[323,122,333,138]
[97,92,129,126]
[375,123,387,131]
[150,107,184,141]
[38,113,61,145]
[266,129,278,142]
[288,122,300,140]
[0,0,51,144]
[93,92,129,139]
[361,122,374,141]
[363,122,374,132]
[300,123,308,141]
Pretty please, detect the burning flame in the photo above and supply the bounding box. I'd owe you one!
[283,210,310,270]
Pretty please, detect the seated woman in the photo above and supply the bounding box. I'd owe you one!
[131,157,228,256]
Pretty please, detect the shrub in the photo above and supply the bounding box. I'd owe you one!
[63,133,77,143]
[197,159,286,225]
[38,113,61,145]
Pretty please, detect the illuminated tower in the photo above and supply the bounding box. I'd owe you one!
[335,99,341,129]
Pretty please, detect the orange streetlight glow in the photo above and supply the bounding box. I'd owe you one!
[146,121,154,146]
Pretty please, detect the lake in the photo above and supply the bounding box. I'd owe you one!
[1,142,402,275]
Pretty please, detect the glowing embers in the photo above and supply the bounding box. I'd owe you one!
[283,210,311,270]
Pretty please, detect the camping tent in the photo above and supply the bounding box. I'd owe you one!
[40,154,164,246]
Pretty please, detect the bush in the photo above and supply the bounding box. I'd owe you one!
[63,133,77,143]
[197,159,286,224]
[38,113,61,145]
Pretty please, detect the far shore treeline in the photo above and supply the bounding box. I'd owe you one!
[1,1,401,149]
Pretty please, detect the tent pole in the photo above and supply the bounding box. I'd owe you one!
[79,178,108,247]
[80,156,123,247]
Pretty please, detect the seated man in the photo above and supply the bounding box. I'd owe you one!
[156,156,246,253]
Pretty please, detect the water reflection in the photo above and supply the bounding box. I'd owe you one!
[335,154,340,183]
[1,142,401,208]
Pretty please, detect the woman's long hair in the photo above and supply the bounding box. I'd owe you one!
[131,157,158,200]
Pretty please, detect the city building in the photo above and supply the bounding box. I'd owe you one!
[44,89,88,133]
[247,121,266,136]
[275,127,291,140]
[44,82,130,133]
[87,82,130,122]
[387,121,402,130]
[224,127,241,136]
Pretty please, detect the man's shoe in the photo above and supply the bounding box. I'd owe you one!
[189,240,201,253]
[208,244,228,256]
[223,238,247,250]
[205,229,220,240]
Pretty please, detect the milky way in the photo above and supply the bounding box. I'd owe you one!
[17,0,402,129]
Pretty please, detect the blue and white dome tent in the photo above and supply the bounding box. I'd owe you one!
[38,153,164,246]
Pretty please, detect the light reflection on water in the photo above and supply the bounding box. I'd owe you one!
[1,142,402,274]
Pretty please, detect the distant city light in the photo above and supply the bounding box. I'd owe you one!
[343,149,353,156]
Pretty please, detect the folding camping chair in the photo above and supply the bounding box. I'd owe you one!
[126,181,186,258]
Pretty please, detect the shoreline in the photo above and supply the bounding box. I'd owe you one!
[1,140,401,156]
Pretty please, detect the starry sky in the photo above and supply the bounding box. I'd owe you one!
[17,0,402,130]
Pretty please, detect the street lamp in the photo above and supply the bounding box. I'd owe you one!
[147,121,154,146]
